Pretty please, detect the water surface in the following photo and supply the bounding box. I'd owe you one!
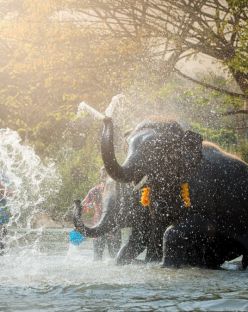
[1,229,248,312]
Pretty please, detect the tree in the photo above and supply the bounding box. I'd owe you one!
[65,0,247,95]
[0,0,158,214]
[0,0,149,153]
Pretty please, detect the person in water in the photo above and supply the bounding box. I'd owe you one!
[81,167,122,260]
[0,173,12,251]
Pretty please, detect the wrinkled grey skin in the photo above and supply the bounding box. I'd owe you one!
[73,178,155,264]
[100,117,248,269]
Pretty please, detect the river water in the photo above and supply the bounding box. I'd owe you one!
[0,229,248,312]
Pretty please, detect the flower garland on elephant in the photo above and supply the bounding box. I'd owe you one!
[140,183,191,209]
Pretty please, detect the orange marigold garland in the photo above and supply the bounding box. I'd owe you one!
[181,182,191,208]
[140,184,191,209]
[140,186,151,207]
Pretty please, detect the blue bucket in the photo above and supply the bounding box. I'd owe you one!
[69,229,85,246]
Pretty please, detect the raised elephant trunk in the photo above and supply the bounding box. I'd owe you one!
[101,117,134,183]
[73,180,119,237]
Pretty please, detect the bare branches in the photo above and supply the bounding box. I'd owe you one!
[222,109,248,116]
[59,0,248,92]
[174,68,248,99]
[78,0,247,60]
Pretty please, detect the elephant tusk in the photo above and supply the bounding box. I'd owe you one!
[133,175,148,191]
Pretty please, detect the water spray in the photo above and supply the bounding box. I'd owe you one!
[0,129,61,253]
[77,102,106,121]
[105,94,126,117]
[77,94,127,121]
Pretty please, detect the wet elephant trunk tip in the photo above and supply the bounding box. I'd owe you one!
[73,195,118,238]
[73,199,85,233]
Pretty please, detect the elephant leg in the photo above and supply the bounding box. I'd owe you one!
[242,254,248,270]
[145,239,163,262]
[143,212,164,263]
[234,233,248,270]
[93,236,106,261]
[162,218,245,269]
[116,228,146,265]
[200,237,240,269]
[162,225,190,268]
[162,216,223,268]
[107,230,122,258]
[203,232,247,269]
[145,226,163,262]
[162,230,221,268]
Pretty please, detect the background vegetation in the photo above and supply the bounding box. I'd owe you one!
[0,0,247,220]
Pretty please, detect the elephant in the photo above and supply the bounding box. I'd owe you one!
[73,177,160,264]
[100,116,248,269]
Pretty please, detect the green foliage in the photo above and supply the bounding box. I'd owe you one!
[191,122,237,147]
[228,24,248,78]
[52,135,102,218]
[0,0,148,147]
[0,0,151,218]
[46,116,104,218]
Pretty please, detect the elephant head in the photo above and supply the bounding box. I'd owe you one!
[101,117,203,188]
[73,177,138,237]
[73,178,119,237]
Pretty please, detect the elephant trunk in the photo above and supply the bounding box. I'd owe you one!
[73,181,119,237]
[101,117,134,183]
[73,199,84,231]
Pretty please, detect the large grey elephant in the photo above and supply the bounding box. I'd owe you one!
[100,116,248,269]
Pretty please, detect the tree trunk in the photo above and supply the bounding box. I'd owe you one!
[231,71,248,96]
[231,70,248,141]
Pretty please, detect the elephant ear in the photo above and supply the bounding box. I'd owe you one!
[182,130,203,171]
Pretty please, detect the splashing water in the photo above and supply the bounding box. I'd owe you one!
[76,94,136,152]
[77,102,105,120]
[104,94,126,117]
[0,128,61,251]
[77,94,131,122]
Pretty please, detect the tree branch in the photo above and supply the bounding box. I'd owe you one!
[222,109,248,116]
[174,68,247,99]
